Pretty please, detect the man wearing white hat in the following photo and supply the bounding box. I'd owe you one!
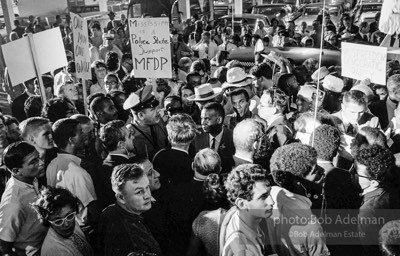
[123,84,169,159]
[187,83,223,110]
[322,74,344,113]
[311,66,330,83]
[222,67,260,115]
[296,84,326,113]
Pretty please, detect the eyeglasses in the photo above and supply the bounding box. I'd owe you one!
[312,91,325,101]
[48,211,76,226]
[349,165,371,180]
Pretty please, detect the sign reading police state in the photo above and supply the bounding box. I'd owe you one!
[129,18,172,78]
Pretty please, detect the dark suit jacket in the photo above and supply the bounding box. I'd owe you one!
[319,162,360,209]
[100,154,135,209]
[354,32,369,42]
[194,128,235,173]
[117,67,127,81]
[369,99,389,130]
[11,91,28,122]
[153,148,193,188]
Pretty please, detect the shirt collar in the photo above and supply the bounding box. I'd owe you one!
[234,154,253,163]
[387,97,398,109]
[317,160,332,164]
[171,147,188,154]
[56,153,81,165]
[209,128,224,141]
[25,90,35,97]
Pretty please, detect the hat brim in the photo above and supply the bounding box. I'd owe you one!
[311,72,329,81]
[261,54,283,67]
[187,88,223,101]
[222,77,252,89]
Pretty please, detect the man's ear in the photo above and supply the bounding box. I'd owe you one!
[27,134,35,145]
[137,111,144,120]
[235,198,248,210]
[96,111,103,118]
[117,140,125,150]
[10,167,19,176]
[370,180,380,188]
[217,116,223,124]
[115,192,125,205]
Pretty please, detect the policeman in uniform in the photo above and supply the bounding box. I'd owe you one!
[123,84,169,159]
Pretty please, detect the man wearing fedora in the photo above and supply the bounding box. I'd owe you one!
[123,84,169,160]
[106,11,119,32]
[222,67,260,115]
[187,83,223,110]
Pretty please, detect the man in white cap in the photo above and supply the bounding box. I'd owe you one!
[322,74,344,113]
[222,67,260,115]
[123,84,169,159]
[296,84,326,113]
[99,32,122,61]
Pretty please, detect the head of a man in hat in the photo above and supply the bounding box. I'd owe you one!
[296,85,325,113]
[125,85,161,126]
[103,33,115,49]
[108,11,115,21]
[223,67,255,101]
[341,90,367,124]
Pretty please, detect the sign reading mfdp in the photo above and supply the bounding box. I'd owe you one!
[129,17,172,78]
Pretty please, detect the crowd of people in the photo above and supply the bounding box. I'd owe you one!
[0,4,400,256]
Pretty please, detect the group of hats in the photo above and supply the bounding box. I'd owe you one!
[311,66,344,93]
[187,67,252,102]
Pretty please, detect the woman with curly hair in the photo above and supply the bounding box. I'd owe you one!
[33,187,93,256]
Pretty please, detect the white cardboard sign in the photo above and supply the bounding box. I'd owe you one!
[2,28,68,86]
[70,12,91,80]
[128,17,172,78]
[341,42,387,85]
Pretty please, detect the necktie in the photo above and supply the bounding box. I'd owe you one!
[211,137,216,151]
[150,125,157,145]
[363,35,368,41]
[346,123,356,136]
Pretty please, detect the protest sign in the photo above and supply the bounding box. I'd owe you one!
[341,42,387,85]
[129,17,172,78]
[70,12,91,80]
[2,37,35,86]
[2,28,68,86]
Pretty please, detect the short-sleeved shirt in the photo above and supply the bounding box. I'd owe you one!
[222,211,266,256]
[0,177,47,256]
[46,153,97,225]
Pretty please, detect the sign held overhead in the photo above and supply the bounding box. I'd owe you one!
[341,42,387,85]
[128,17,172,79]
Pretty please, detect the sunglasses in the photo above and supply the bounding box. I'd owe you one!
[48,211,76,226]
